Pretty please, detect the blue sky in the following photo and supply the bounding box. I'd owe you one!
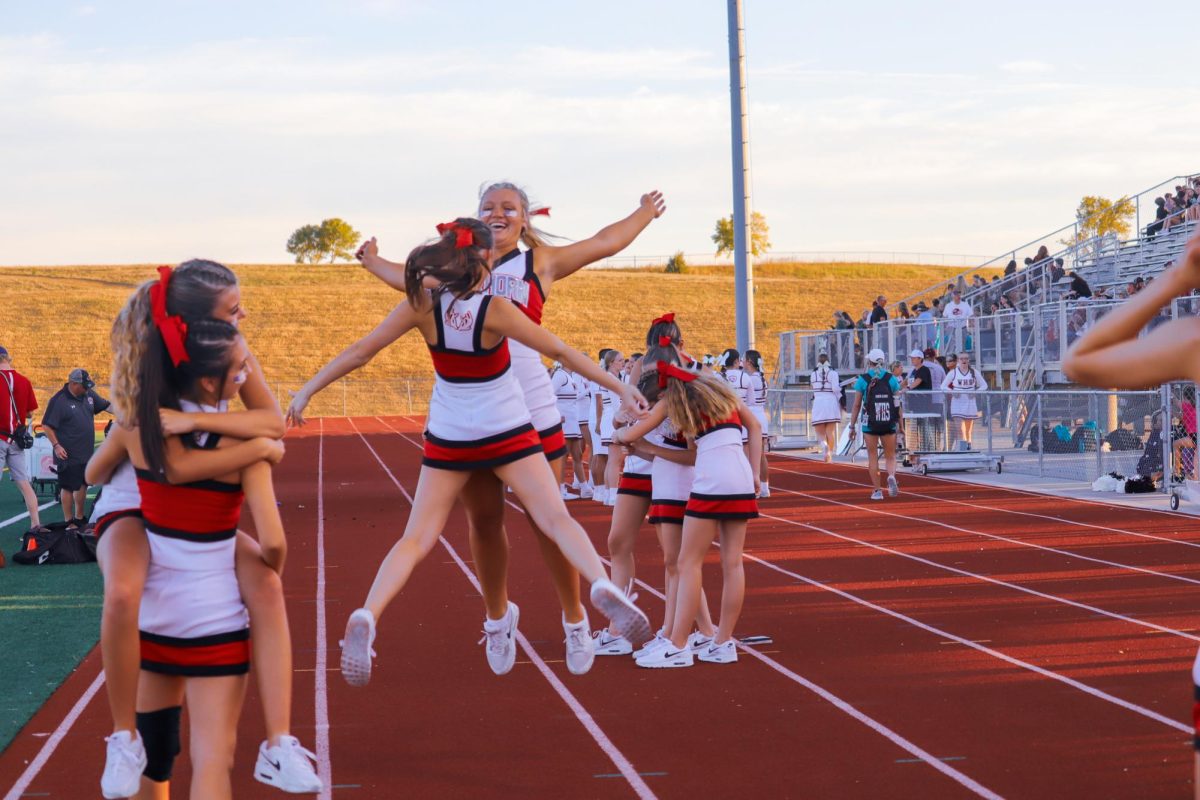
[3,0,1197,265]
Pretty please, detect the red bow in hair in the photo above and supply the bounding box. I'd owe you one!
[149,266,190,367]
[651,312,675,325]
[657,360,698,389]
[530,207,551,217]
[436,221,475,249]
[658,335,673,347]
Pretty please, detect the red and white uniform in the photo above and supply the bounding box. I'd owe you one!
[596,382,620,451]
[551,367,581,439]
[423,291,543,470]
[576,377,592,434]
[137,400,249,677]
[810,365,842,425]
[616,426,653,499]
[482,249,566,460]
[648,417,693,525]
[89,458,141,538]
[744,370,769,439]
[940,366,985,420]
[723,369,750,443]
[686,412,758,520]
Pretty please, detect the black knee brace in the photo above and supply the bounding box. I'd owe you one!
[136,705,182,782]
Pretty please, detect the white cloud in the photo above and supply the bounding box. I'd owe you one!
[1000,60,1054,74]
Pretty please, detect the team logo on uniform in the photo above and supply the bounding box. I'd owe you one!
[445,308,475,332]
[484,273,530,307]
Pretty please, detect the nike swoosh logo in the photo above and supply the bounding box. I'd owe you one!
[598,636,620,646]
[692,639,712,649]
[266,758,281,771]
[663,650,684,658]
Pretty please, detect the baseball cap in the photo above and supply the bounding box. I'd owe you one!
[68,368,95,389]
[910,349,924,359]
[866,348,886,363]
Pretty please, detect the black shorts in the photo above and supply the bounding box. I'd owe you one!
[56,461,86,492]
[863,426,897,438]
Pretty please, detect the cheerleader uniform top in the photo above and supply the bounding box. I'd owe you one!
[422,291,543,471]
[551,368,576,410]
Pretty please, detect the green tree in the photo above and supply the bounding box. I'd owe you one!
[665,251,688,274]
[712,211,770,257]
[286,218,362,264]
[1061,196,1135,246]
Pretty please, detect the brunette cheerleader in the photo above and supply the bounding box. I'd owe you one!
[741,350,771,497]
[288,219,652,686]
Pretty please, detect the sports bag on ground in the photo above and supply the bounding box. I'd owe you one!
[862,374,897,435]
[13,522,97,565]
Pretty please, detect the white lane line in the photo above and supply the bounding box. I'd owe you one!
[736,545,1188,735]
[315,419,332,799]
[3,671,105,800]
[774,461,1200,548]
[758,507,1200,642]
[376,416,1003,800]
[348,418,657,800]
[0,500,58,531]
[769,468,1200,587]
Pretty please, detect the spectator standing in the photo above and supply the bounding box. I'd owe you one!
[869,296,888,325]
[41,368,110,528]
[942,289,974,352]
[905,349,934,451]
[0,346,46,544]
[896,301,912,320]
[923,347,947,450]
[940,353,987,450]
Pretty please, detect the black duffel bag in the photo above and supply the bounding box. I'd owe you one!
[13,522,97,565]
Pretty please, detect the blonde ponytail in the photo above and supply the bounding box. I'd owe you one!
[110,280,155,425]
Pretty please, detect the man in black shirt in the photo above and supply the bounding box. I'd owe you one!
[1068,271,1092,299]
[41,368,111,528]
[869,295,888,325]
[905,349,935,449]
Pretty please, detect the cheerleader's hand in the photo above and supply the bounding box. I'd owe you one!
[355,237,378,263]
[640,190,666,219]
[753,476,762,497]
[286,390,309,428]
[1176,226,1200,289]
[159,408,196,435]
[618,385,650,417]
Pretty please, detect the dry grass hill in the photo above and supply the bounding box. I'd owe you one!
[1,261,980,416]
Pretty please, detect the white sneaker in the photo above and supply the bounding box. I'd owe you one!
[563,613,595,675]
[696,639,738,664]
[560,486,580,501]
[579,483,594,499]
[593,628,633,656]
[254,735,323,793]
[589,578,652,648]
[870,490,884,501]
[593,486,607,503]
[759,484,770,498]
[340,608,377,687]
[633,631,668,660]
[605,492,617,507]
[635,643,695,669]
[480,602,520,675]
[687,631,715,654]
[101,730,147,799]
[887,475,899,497]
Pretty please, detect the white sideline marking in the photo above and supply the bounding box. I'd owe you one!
[0,500,58,531]
[759,508,1200,642]
[770,468,1200,587]
[375,416,1003,799]
[3,671,105,800]
[348,418,658,800]
[315,419,333,799]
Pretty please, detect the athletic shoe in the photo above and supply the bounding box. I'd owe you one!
[759,484,770,498]
[560,486,580,501]
[635,644,694,669]
[687,631,714,654]
[633,631,669,660]
[563,613,595,675]
[254,735,323,793]
[480,602,520,676]
[870,490,884,501]
[102,730,148,799]
[593,628,633,656]
[589,578,652,648]
[697,639,738,664]
[604,492,617,507]
[579,483,594,499]
[887,475,899,497]
[593,486,606,503]
[339,608,377,687]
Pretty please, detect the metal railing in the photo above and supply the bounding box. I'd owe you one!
[768,386,1167,490]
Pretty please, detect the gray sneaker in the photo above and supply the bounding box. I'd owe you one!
[870,489,884,501]
[887,475,899,497]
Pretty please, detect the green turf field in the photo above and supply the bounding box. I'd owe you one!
[0,461,104,753]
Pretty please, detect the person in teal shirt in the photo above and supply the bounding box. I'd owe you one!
[848,349,902,500]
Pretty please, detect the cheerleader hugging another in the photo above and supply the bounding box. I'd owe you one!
[287,219,653,686]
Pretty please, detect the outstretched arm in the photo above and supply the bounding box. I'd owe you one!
[534,192,665,287]
[611,403,668,445]
[287,301,420,426]
[355,237,409,291]
[1064,232,1200,388]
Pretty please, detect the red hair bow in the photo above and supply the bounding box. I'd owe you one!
[652,312,675,325]
[657,360,698,389]
[530,207,551,217]
[149,266,190,367]
[436,221,475,249]
[658,335,673,347]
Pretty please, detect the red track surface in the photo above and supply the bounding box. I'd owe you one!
[3,415,1198,798]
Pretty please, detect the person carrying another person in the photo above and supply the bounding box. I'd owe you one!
[0,345,47,545]
[41,368,111,529]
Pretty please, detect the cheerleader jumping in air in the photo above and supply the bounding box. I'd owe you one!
[614,346,761,667]
[287,219,653,686]
[356,185,665,676]
[1061,228,1200,798]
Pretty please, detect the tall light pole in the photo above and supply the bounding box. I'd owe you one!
[727,0,755,352]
